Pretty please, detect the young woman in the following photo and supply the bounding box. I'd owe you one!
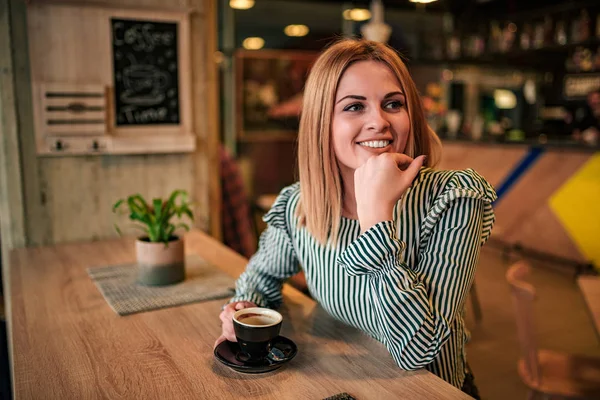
[216,39,496,398]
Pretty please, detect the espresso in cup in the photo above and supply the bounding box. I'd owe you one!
[233,307,283,362]
[237,313,279,325]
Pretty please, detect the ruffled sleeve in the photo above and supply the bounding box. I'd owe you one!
[420,169,496,248]
[336,168,496,372]
[262,182,300,232]
[227,183,301,309]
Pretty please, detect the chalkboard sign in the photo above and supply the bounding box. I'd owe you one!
[111,18,180,126]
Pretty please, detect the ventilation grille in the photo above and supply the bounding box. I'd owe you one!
[40,83,107,136]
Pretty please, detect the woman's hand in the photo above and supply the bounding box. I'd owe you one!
[354,154,425,234]
[213,301,257,349]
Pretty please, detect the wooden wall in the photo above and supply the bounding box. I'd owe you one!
[0,0,27,254]
[440,141,599,268]
[0,0,220,247]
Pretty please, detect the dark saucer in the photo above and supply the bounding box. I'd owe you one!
[214,336,297,374]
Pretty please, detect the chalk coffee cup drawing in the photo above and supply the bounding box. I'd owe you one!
[233,307,283,363]
[122,64,169,106]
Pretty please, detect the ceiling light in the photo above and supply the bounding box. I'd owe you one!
[284,24,309,37]
[343,8,371,22]
[494,89,517,109]
[361,0,391,43]
[242,37,264,50]
[442,69,454,81]
[409,0,438,4]
[524,80,536,104]
[230,0,254,10]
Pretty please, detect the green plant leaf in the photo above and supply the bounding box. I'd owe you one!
[153,198,163,220]
[129,211,150,225]
[164,190,185,218]
[127,195,149,216]
[112,199,124,213]
[182,207,194,221]
[166,224,175,239]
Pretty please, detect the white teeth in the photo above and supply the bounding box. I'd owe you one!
[358,140,390,148]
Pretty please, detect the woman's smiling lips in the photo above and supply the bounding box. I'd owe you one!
[356,139,393,153]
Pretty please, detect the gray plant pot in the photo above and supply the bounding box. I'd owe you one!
[135,236,185,286]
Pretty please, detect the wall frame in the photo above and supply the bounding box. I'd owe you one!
[235,49,318,142]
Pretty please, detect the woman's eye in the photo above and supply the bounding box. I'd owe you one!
[343,103,364,112]
[384,100,404,110]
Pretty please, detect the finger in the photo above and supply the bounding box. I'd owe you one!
[223,324,237,342]
[219,311,230,323]
[386,153,414,171]
[220,307,237,322]
[402,155,426,182]
[220,302,248,323]
[221,303,238,316]
[235,301,254,310]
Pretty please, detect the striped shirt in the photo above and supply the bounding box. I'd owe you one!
[230,168,497,388]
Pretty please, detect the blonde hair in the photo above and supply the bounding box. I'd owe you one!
[297,38,442,244]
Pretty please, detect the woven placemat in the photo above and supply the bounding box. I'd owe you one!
[87,255,236,316]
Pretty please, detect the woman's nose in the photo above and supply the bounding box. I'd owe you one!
[366,108,390,132]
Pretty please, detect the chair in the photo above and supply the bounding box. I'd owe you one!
[220,146,257,259]
[506,261,600,399]
[469,281,483,323]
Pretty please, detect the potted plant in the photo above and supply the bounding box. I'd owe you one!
[113,190,193,286]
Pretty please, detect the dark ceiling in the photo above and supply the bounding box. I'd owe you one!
[268,0,599,17]
[225,0,599,51]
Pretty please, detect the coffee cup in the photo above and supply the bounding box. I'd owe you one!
[233,307,283,362]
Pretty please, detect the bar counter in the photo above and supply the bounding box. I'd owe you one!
[441,136,600,152]
[7,230,470,399]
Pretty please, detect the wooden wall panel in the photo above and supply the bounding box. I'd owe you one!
[189,0,220,239]
[438,142,527,187]
[6,0,219,246]
[39,154,194,243]
[0,0,27,250]
[510,204,587,262]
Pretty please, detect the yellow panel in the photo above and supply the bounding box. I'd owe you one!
[550,154,600,271]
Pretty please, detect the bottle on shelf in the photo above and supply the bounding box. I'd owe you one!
[581,48,594,71]
[473,28,485,57]
[520,23,532,50]
[555,20,567,45]
[500,22,516,53]
[447,34,461,60]
[542,15,554,46]
[533,19,545,49]
[489,21,501,53]
[579,10,590,42]
[570,12,580,43]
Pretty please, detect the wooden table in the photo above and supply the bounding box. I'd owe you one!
[7,230,470,399]
[578,276,600,339]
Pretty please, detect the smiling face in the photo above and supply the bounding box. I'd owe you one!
[332,60,410,183]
